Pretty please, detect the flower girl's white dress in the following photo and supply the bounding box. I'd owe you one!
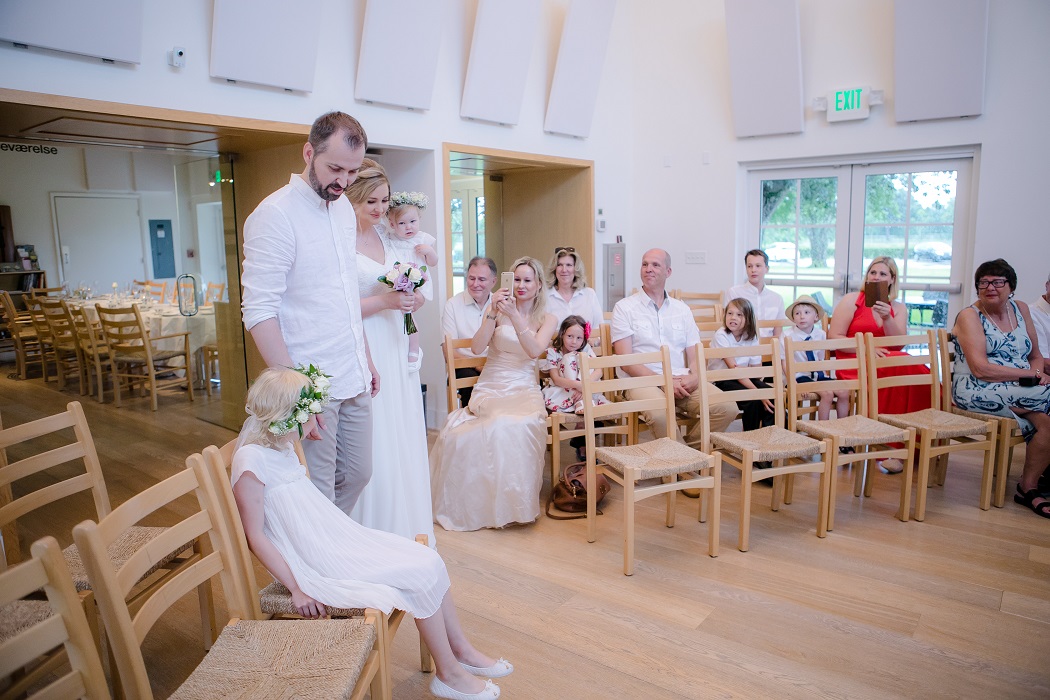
[233,443,449,617]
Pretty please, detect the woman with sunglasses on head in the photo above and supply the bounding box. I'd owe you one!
[952,259,1050,519]
[545,247,604,346]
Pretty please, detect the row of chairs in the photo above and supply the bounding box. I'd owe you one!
[2,401,413,699]
[443,325,1004,575]
[0,291,194,410]
[133,279,226,307]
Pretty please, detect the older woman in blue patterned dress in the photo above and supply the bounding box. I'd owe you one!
[952,259,1050,519]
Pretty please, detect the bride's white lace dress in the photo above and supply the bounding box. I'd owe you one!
[429,323,547,531]
[351,231,436,547]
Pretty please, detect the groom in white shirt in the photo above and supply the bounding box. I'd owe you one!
[241,111,380,515]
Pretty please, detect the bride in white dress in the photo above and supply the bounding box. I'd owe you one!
[232,368,509,699]
[346,160,436,547]
[430,257,558,531]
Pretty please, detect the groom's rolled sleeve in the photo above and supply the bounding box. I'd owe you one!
[242,206,295,331]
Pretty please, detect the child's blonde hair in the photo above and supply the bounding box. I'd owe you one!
[243,368,311,449]
[724,297,758,341]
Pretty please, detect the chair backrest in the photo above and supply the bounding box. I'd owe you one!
[935,327,957,411]
[579,346,676,441]
[0,290,29,332]
[28,286,66,299]
[37,296,77,345]
[204,282,226,305]
[96,303,154,363]
[673,289,725,323]
[25,297,53,344]
[146,280,167,303]
[783,334,868,429]
[0,401,110,570]
[442,334,487,412]
[863,330,939,419]
[68,303,105,357]
[758,318,793,335]
[695,321,722,347]
[697,339,785,449]
[72,457,243,700]
[0,536,110,699]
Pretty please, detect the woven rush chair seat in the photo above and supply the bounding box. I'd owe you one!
[112,348,184,364]
[797,415,909,448]
[711,425,824,462]
[877,407,991,440]
[259,581,364,618]
[0,600,52,642]
[595,436,713,480]
[170,618,376,700]
[63,525,192,591]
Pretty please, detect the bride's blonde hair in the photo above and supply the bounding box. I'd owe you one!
[510,256,548,328]
[241,368,311,449]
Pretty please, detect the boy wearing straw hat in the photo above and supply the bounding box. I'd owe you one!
[783,295,850,421]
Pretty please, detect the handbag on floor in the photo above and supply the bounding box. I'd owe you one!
[545,461,610,520]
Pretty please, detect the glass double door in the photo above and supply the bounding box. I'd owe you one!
[449,180,486,296]
[747,158,971,332]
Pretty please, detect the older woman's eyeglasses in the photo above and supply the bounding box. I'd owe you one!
[977,278,1008,289]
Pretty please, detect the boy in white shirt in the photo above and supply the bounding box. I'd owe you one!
[782,295,849,421]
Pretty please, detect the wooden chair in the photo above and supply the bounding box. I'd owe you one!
[934,328,1020,509]
[0,537,109,700]
[204,281,226,305]
[145,280,167,304]
[864,331,998,521]
[673,289,724,323]
[73,457,385,700]
[28,286,66,299]
[442,335,486,413]
[24,298,58,383]
[758,318,793,336]
[698,339,832,552]
[95,303,194,410]
[578,346,721,576]
[201,442,426,698]
[0,401,217,651]
[696,320,723,348]
[36,296,84,392]
[0,290,42,380]
[67,303,112,403]
[784,334,916,528]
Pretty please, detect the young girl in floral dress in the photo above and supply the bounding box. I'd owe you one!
[542,314,610,414]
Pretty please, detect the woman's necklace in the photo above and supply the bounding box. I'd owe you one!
[357,224,385,264]
[977,301,1016,334]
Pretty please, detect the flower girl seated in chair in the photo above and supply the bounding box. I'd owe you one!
[233,367,511,699]
[542,315,609,460]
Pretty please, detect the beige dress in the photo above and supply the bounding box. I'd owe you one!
[429,323,547,531]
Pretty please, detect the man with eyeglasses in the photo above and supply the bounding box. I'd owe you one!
[441,256,497,407]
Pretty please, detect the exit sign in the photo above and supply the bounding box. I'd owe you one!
[826,86,871,122]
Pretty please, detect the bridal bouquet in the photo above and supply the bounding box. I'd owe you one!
[378,261,429,334]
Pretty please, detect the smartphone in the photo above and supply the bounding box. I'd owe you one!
[864,280,889,307]
[501,271,514,290]
[1018,376,1039,387]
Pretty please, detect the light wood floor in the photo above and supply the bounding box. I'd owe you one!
[3,367,1049,699]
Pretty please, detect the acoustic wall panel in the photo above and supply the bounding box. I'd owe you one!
[0,0,143,64]
[210,0,321,92]
[894,0,988,122]
[724,0,804,138]
[461,0,541,125]
[355,0,444,110]
[543,0,616,138]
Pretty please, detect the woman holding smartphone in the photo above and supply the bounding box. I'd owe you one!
[952,259,1050,519]
[430,257,558,531]
[829,256,931,473]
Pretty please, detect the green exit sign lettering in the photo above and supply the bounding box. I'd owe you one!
[826,86,871,122]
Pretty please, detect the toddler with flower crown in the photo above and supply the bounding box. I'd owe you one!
[386,191,438,373]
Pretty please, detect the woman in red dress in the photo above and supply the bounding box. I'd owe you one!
[829,256,932,473]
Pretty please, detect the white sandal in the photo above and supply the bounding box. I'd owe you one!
[460,657,514,678]
[430,676,500,699]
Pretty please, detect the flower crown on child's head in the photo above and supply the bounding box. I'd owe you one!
[259,364,333,438]
[389,191,428,210]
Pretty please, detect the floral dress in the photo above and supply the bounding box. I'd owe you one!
[952,300,1050,439]
[541,346,610,413]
